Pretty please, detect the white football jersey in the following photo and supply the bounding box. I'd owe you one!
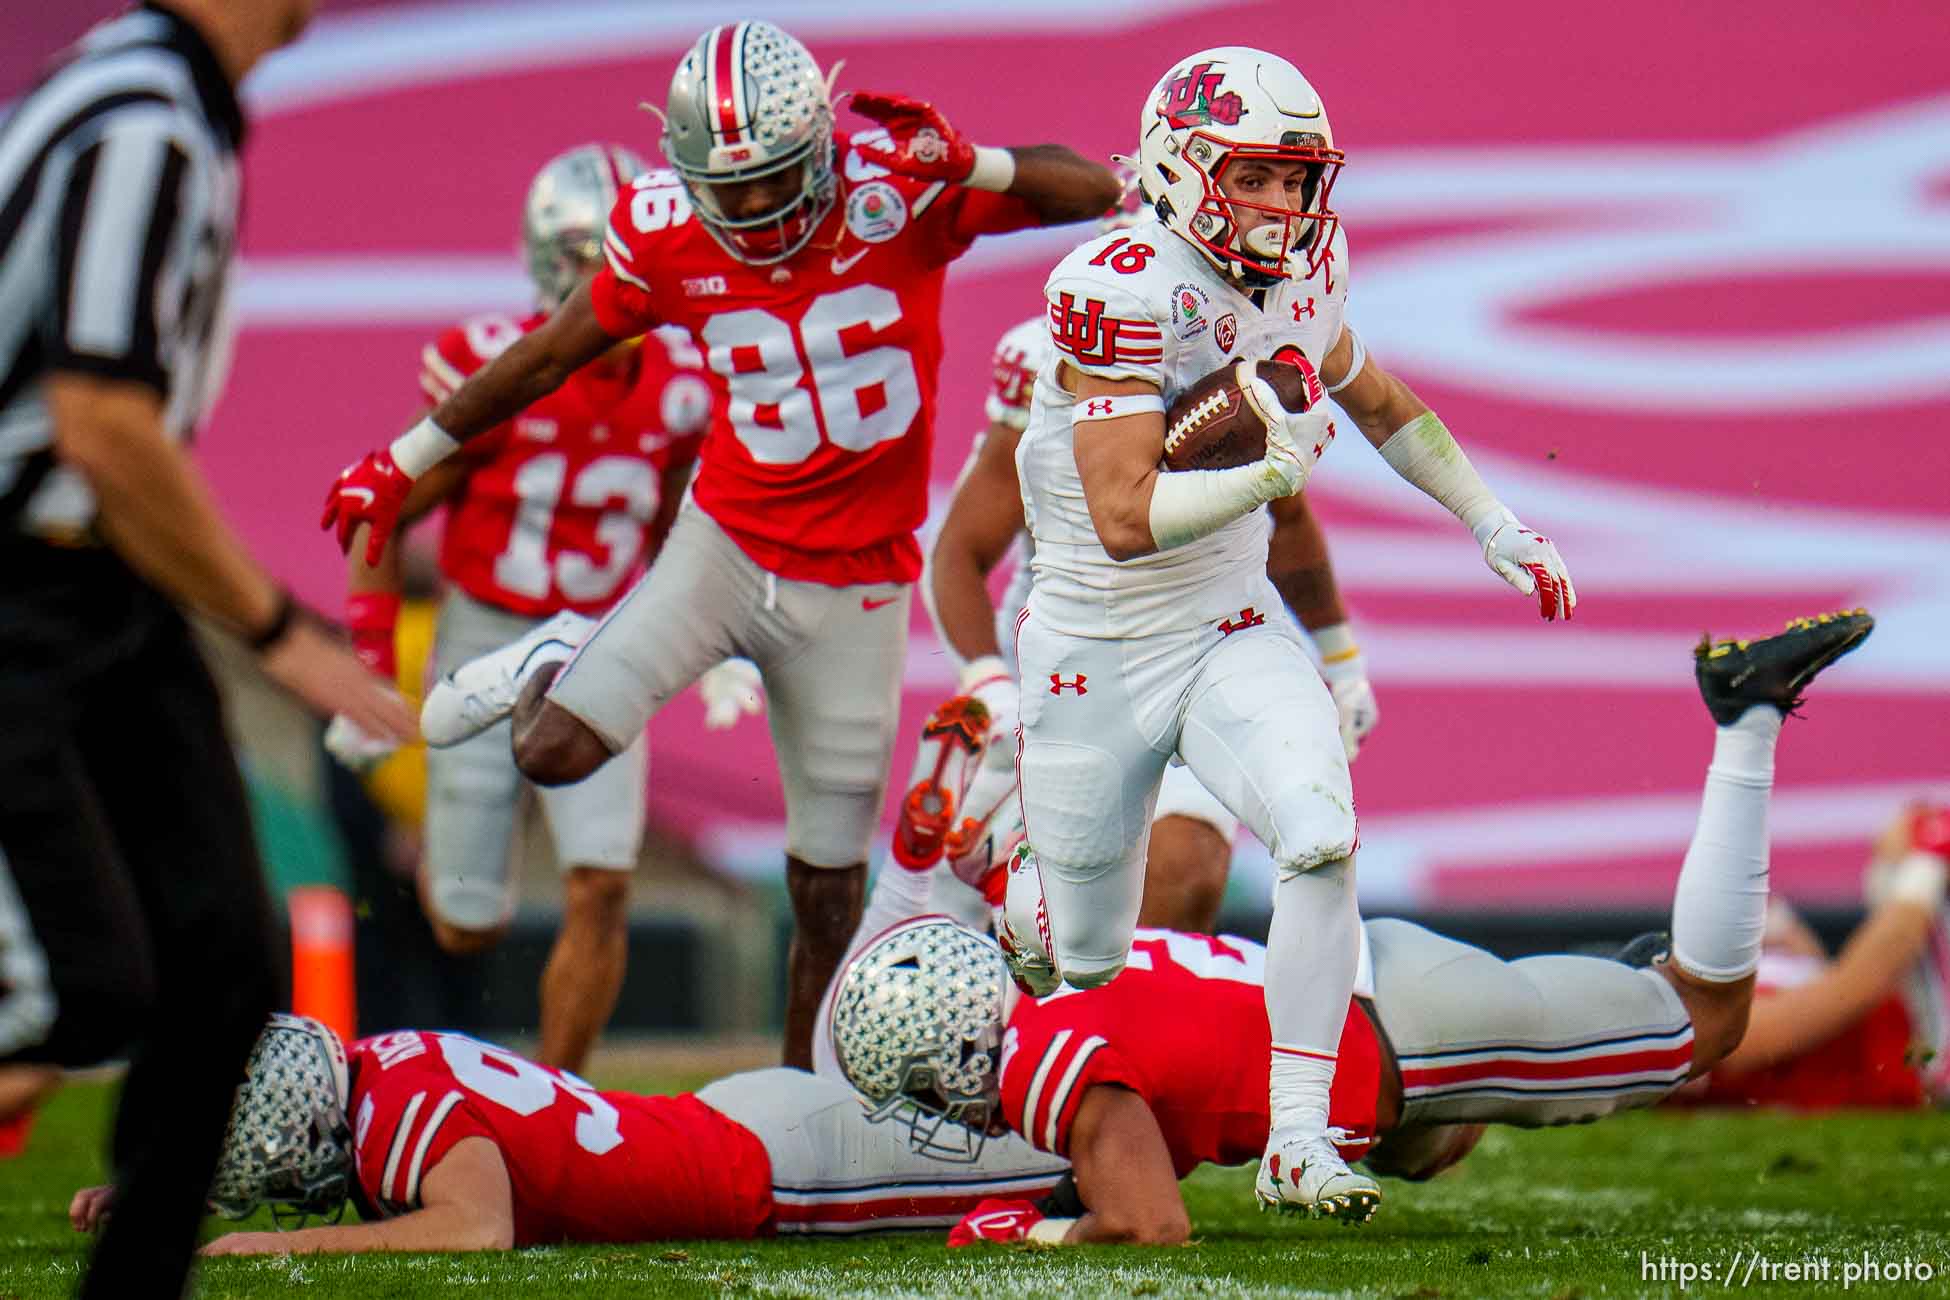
[694,1067,1067,1234]
[1016,217,1349,638]
[989,315,1050,660]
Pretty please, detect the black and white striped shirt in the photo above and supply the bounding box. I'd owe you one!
[0,3,244,539]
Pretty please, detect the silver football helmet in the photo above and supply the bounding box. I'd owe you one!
[829,917,1010,1162]
[207,1014,353,1223]
[659,21,837,265]
[524,142,648,310]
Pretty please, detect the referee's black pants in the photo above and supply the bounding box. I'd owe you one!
[0,545,280,1300]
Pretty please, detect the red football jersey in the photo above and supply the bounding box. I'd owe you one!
[999,929,1381,1176]
[347,1031,772,1245]
[588,137,1041,586]
[1684,958,1924,1110]
[423,316,710,617]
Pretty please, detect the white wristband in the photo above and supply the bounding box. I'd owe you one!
[1073,393,1164,423]
[1025,1216,1078,1246]
[965,144,1017,192]
[1313,621,1360,664]
[1147,461,1278,553]
[389,415,461,478]
[1886,851,1949,910]
[959,655,1011,693]
[1374,412,1506,541]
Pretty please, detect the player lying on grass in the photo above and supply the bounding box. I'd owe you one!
[68,1019,1065,1255]
[1660,802,1950,1111]
[828,611,1875,1244]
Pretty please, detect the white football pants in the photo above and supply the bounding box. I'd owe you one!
[1014,592,1356,985]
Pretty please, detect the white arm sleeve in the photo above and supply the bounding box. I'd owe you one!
[1375,412,1512,542]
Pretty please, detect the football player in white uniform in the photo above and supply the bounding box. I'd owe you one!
[925,312,1377,932]
[1010,47,1576,1221]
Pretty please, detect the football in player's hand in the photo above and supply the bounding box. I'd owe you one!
[1161,354,1322,472]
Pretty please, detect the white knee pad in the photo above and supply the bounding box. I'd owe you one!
[1270,799,1357,880]
[1018,742,1130,879]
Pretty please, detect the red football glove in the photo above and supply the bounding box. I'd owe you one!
[947,1198,1045,1247]
[849,92,976,183]
[322,449,414,565]
[344,591,401,680]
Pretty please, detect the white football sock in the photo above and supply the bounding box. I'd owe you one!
[1670,706,1782,982]
[1265,855,1360,1134]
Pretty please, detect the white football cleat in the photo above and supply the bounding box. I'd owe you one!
[1256,1127,1381,1224]
[995,843,1061,998]
[420,611,595,748]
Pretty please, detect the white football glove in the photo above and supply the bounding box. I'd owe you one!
[697,658,764,730]
[1248,376,1336,500]
[1475,510,1576,621]
[1321,666,1379,763]
[324,712,402,773]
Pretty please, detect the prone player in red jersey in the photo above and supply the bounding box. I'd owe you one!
[67,1013,1066,1254]
[320,21,1121,1069]
[829,612,1876,1243]
[322,143,713,1073]
[1660,803,1950,1111]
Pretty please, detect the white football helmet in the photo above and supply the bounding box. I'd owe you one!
[208,1014,353,1224]
[829,917,1010,1162]
[660,21,837,265]
[1134,47,1344,286]
[524,143,648,310]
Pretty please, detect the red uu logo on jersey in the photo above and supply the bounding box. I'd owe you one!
[1049,673,1087,695]
[1217,606,1266,636]
[1049,293,1164,368]
[1158,61,1246,129]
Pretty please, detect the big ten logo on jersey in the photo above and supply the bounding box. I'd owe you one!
[629,169,693,235]
[1048,294,1163,368]
[702,285,922,463]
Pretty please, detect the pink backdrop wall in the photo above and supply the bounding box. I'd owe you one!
[16,2,1948,909]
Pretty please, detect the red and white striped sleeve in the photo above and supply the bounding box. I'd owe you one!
[998,1015,1144,1157]
[1041,273,1166,387]
[351,1072,490,1216]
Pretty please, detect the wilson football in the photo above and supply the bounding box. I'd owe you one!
[1161,354,1323,472]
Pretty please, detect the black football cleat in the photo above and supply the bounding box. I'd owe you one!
[1694,609,1874,725]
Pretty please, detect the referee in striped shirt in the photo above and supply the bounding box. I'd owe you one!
[0,4,411,1295]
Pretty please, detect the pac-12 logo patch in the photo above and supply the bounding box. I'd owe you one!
[845,180,908,243]
[1215,313,1238,352]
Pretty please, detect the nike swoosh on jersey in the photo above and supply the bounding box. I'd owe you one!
[831,247,871,275]
[862,596,899,610]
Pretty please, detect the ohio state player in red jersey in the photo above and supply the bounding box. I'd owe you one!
[70,1015,1067,1254]
[324,144,711,1074]
[831,612,1875,1243]
[321,21,1120,1069]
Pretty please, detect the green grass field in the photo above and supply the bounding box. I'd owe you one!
[4,1073,1946,1299]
